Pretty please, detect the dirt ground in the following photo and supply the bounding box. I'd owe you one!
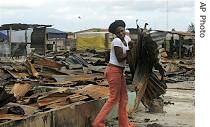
[107,81,195,127]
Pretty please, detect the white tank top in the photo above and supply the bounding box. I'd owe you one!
[109,35,131,67]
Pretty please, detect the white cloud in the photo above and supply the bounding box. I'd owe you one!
[0,0,49,9]
[55,7,71,13]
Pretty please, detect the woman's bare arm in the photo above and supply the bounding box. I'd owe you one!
[114,46,127,62]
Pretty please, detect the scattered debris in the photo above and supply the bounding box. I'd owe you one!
[0,87,16,108]
[147,123,163,127]
[144,118,150,122]
[149,98,164,113]
[7,106,25,115]
[0,44,194,126]
[164,101,174,105]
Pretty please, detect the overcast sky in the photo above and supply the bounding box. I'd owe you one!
[0,0,195,32]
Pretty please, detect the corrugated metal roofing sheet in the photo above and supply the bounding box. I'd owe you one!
[46,28,66,34]
[76,84,108,100]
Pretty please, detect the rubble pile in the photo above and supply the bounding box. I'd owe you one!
[0,49,195,126]
[0,51,108,124]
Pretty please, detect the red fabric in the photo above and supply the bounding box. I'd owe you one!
[92,65,134,127]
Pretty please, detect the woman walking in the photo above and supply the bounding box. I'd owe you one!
[92,20,134,127]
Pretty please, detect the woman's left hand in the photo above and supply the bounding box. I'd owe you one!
[128,40,134,49]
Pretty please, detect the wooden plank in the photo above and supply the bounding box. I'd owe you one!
[24,59,38,77]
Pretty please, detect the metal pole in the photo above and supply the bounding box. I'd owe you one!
[166,0,168,31]
[25,30,28,56]
[44,27,47,56]
[9,26,12,57]
[179,36,182,59]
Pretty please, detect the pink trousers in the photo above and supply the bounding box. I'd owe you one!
[92,65,133,127]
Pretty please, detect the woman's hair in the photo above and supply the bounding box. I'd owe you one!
[108,20,125,34]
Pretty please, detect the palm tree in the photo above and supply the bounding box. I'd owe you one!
[187,22,195,33]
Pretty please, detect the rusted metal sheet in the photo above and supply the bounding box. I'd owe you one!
[39,67,68,76]
[44,94,89,109]
[37,93,69,107]
[31,54,64,69]
[23,87,71,106]
[6,70,29,79]
[10,83,33,100]
[44,73,104,86]
[62,73,104,82]
[76,84,109,100]
[36,86,89,108]
[44,80,73,86]
[65,94,89,103]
